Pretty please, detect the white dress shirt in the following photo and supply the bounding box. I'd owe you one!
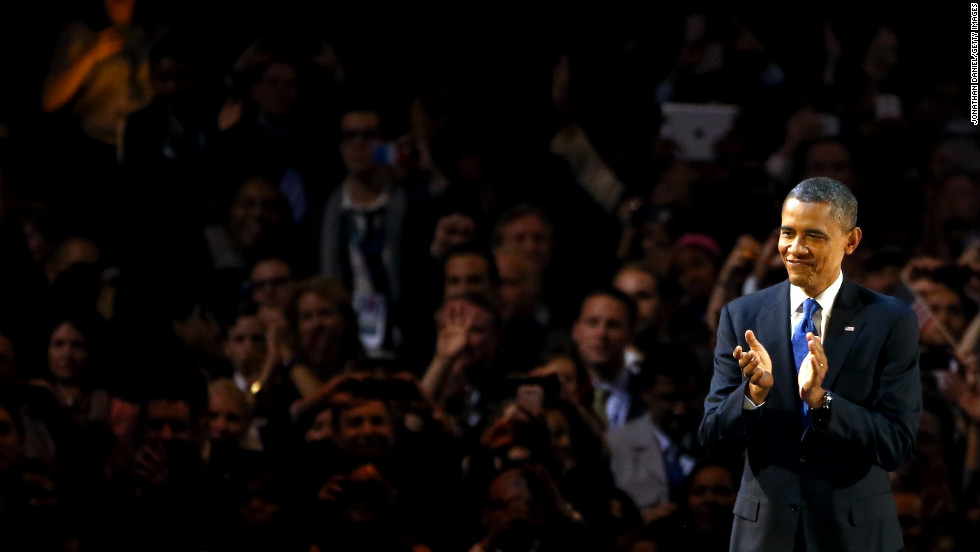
[743,271,844,409]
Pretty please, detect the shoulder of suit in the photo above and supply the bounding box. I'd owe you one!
[726,280,787,312]
[851,281,915,318]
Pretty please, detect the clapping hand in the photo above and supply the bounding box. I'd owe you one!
[735,330,773,405]
[798,333,829,408]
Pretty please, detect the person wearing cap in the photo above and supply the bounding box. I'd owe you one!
[699,177,921,552]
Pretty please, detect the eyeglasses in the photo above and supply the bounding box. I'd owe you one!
[341,128,380,141]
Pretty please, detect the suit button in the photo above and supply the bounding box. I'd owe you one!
[799,455,807,462]
[789,502,799,512]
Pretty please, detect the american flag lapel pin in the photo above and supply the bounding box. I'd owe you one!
[844,326,855,332]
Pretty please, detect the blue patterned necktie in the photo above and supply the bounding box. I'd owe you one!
[792,298,820,422]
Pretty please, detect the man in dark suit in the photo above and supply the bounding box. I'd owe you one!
[699,177,921,552]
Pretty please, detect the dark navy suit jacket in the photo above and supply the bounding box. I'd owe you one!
[699,279,921,552]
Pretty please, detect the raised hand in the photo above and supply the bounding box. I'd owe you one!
[735,329,773,405]
[798,332,828,408]
[434,299,476,365]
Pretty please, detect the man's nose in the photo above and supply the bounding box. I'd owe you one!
[788,237,809,256]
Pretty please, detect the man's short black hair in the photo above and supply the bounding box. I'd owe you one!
[784,177,858,231]
[578,287,638,333]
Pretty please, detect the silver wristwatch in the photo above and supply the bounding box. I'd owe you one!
[817,391,832,410]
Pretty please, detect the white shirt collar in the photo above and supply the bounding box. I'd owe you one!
[789,271,844,336]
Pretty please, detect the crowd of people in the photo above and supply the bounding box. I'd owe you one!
[0,2,977,551]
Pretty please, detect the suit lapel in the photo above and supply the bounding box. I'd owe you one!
[822,278,865,390]
[765,281,798,410]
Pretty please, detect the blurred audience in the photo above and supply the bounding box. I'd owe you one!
[0,6,974,551]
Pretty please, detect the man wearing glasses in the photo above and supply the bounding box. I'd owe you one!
[318,106,421,361]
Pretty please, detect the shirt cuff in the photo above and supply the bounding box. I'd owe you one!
[743,395,765,410]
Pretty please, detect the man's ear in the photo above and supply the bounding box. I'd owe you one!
[844,226,862,255]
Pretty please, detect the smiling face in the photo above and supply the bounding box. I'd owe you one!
[778,199,861,297]
[335,400,395,458]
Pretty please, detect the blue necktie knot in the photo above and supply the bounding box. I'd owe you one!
[802,298,819,324]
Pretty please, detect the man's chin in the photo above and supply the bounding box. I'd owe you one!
[786,272,810,288]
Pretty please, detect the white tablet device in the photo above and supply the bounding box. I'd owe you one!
[659,102,740,162]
